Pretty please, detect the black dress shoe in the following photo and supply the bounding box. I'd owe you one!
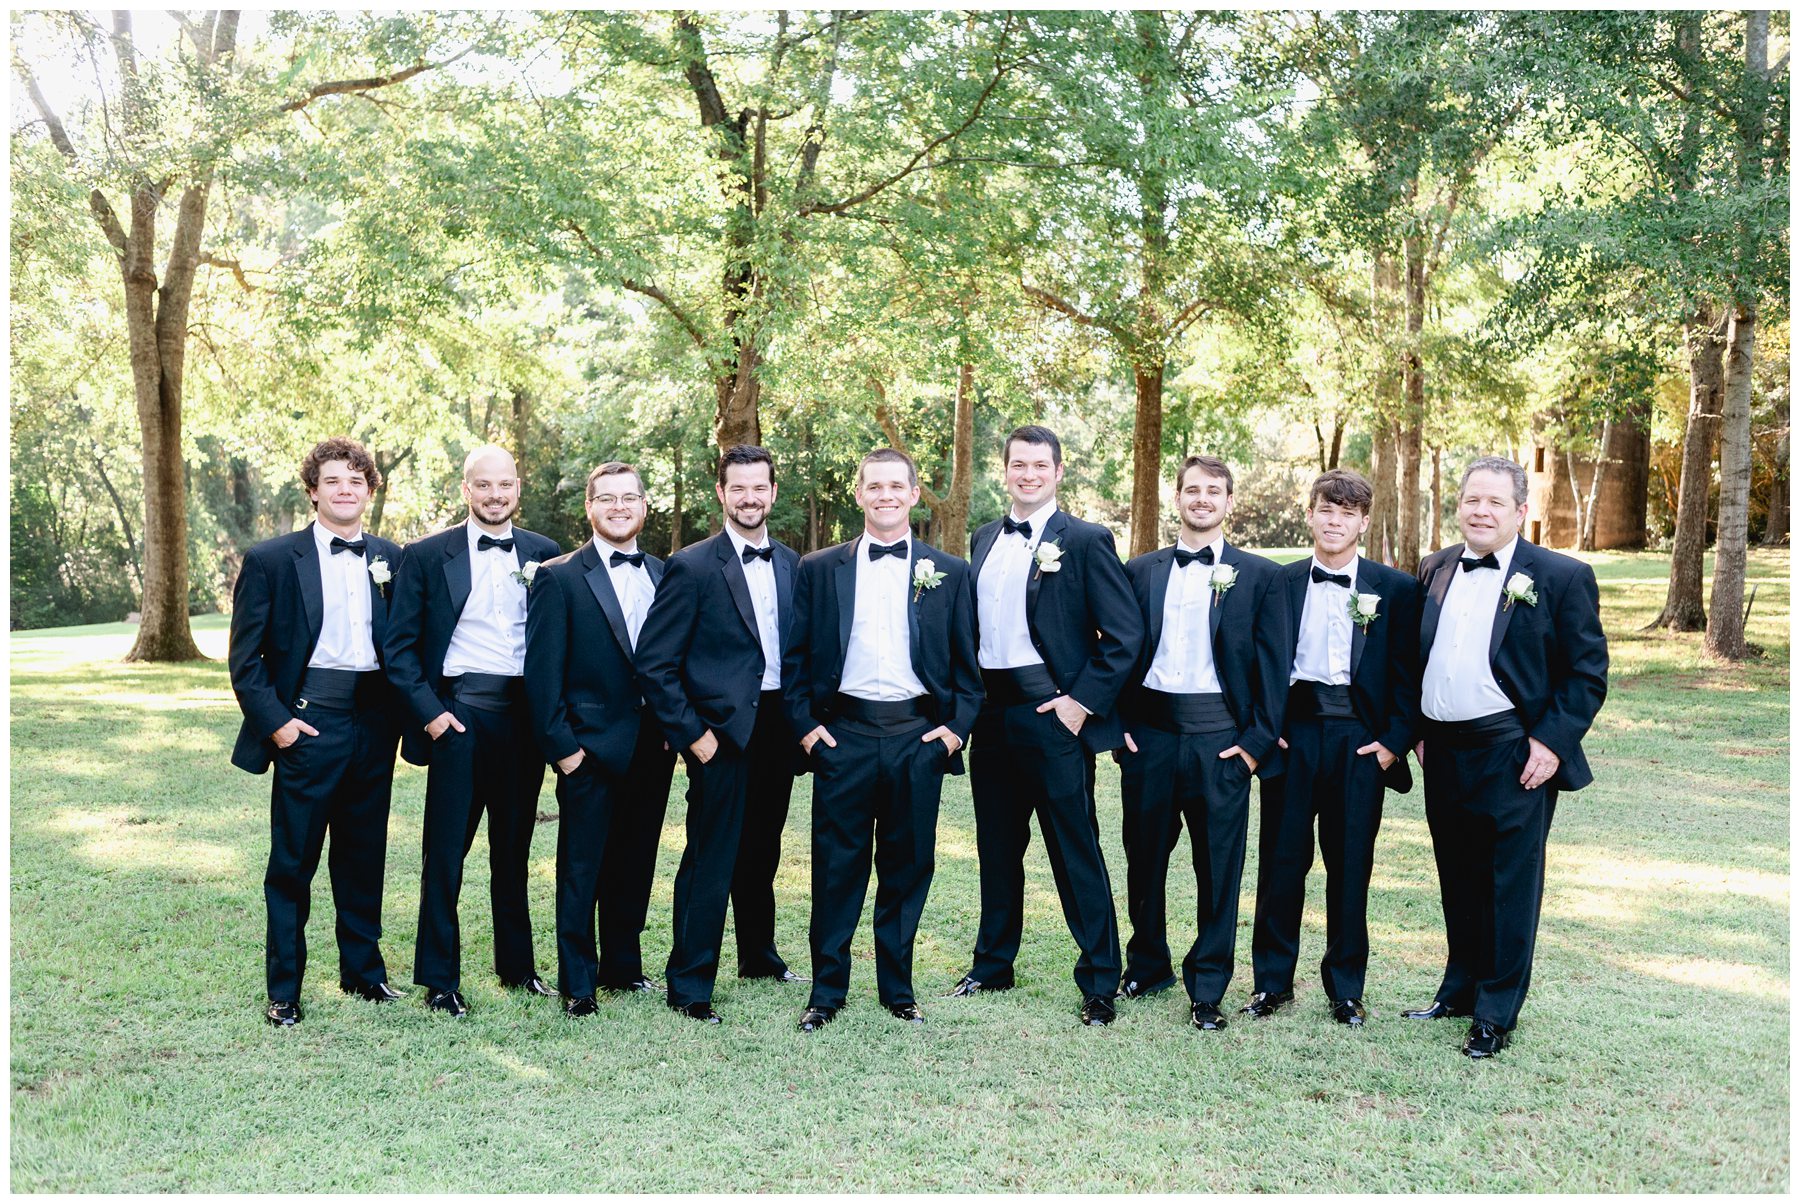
[1462,1020,1511,1058]
[341,980,403,1003]
[602,975,665,995]
[1115,974,1177,1000]
[265,1000,303,1027]
[1190,1001,1227,1031]
[1329,998,1367,1027]
[943,974,1013,997]
[1079,995,1117,1026]
[503,974,557,998]
[425,989,469,1017]
[1240,989,1294,1018]
[888,1003,925,1024]
[797,1006,836,1033]
[565,995,599,1018]
[1400,1000,1471,1020]
[670,1001,722,1024]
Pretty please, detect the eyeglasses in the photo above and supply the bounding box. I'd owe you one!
[589,493,646,507]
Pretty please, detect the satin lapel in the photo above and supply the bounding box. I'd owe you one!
[1147,548,1174,659]
[444,523,473,620]
[835,541,858,668]
[1027,509,1069,631]
[646,555,665,588]
[294,526,324,648]
[775,544,795,641]
[583,543,633,656]
[368,543,389,653]
[906,540,926,672]
[719,536,758,641]
[1349,560,1368,679]
[1489,540,1531,664]
[1209,543,1235,647]
[1286,561,1309,664]
[1420,543,1459,655]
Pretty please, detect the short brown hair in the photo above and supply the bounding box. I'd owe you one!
[1308,468,1373,515]
[718,444,775,488]
[1002,424,1062,467]
[586,461,643,497]
[857,448,918,489]
[301,437,381,507]
[1176,454,1233,495]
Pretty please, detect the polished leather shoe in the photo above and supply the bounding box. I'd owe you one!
[670,1001,722,1024]
[1400,1000,1471,1020]
[425,989,469,1017]
[341,980,403,1003]
[565,995,599,1018]
[943,974,1013,997]
[888,1003,925,1024]
[265,1000,303,1027]
[1462,1020,1511,1059]
[740,968,808,984]
[1190,1001,1227,1031]
[603,975,665,995]
[503,974,558,998]
[1079,995,1116,1027]
[1115,974,1177,1000]
[1330,998,1367,1027]
[797,1006,836,1033]
[1240,989,1294,1018]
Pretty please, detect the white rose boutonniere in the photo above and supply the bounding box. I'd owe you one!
[367,557,391,598]
[1502,572,1538,611]
[1209,561,1238,600]
[912,557,947,602]
[1349,591,1380,631]
[1033,540,1064,578]
[512,560,540,589]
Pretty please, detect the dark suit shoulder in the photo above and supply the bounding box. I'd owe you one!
[1125,546,1172,577]
[914,541,968,573]
[515,527,561,558]
[1516,542,1591,583]
[406,524,466,554]
[798,539,855,570]
[244,527,313,565]
[1355,558,1415,592]
[1417,544,1463,578]
[538,545,588,574]
[1057,512,1120,546]
[665,530,730,569]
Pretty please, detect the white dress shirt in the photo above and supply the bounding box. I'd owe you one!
[1421,534,1519,721]
[1143,533,1224,694]
[840,534,928,701]
[726,525,782,690]
[442,522,528,677]
[307,522,380,671]
[596,537,655,651]
[976,500,1056,670]
[1291,553,1358,686]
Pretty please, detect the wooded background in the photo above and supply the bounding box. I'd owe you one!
[10,10,1789,662]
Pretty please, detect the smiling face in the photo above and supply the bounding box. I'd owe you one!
[462,448,521,530]
[1003,438,1063,514]
[716,459,776,537]
[1458,468,1527,556]
[856,459,920,543]
[307,459,371,531]
[1176,465,1232,539]
[586,470,646,547]
[1307,499,1370,562]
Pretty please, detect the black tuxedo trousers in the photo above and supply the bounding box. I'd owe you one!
[969,701,1121,999]
[413,695,546,991]
[263,699,395,1000]
[1250,715,1386,1000]
[553,718,675,998]
[664,694,794,1006]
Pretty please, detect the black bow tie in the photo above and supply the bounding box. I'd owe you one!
[1459,551,1500,572]
[741,544,773,563]
[477,534,515,553]
[1174,545,1216,568]
[1001,515,1032,539]
[867,540,907,562]
[610,550,645,568]
[329,536,367,557]
[1311,566,1352,588]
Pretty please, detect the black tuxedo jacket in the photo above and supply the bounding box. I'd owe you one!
[1122,541,1290,775]
[781,537,984,775]
[969,508,1144,755]
[228,523,403,774]
[523,540,666,774]
[383,520,562,767]
[634,529,800,756]
[1270,555,1423,793]
[1417,539,1608,791]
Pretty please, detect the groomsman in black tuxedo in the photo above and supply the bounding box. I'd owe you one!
[1117,455,1289,1032]
[524,461,676,1017]
[229,437,404,1026]
[384,444,561,1016]
[1245,469,1422,1028]
[948,425,1143,1027]
[635,444,805,1023]
[782,449,984,1032]
[1405,456,1607,1058]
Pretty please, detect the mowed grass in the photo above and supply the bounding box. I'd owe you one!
[9,550,1789,1192]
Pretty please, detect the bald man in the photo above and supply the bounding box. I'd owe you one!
[385,446,562,1016]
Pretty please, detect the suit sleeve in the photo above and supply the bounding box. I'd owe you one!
[1066,527,1145,718]
[382,543,441,728]
[227,551,290,741]
[945,564,984,742]
[1240,564,1291,767]
[524,566,578,765]
[1375,574,1425,757]
[780,559,820,742]
[634,552,706,751]
[1531,562,1609,768]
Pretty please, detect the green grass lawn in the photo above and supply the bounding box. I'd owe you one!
[10,550,1790,1191]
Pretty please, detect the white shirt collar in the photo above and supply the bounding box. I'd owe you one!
[468,520,515,552]
[725,524,771,557]
[593,534,641,559]
[860,531,911,557]
[1309,550,1361,581]
[1008,499,1058,530]
[1176,531,1225,560]
[313,522,365,554]
[1466,534,1520,576]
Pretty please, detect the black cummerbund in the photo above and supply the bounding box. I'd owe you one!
[980,665,1060,708]
[446,671,525,713]
[1287,680,1357,721]
[1425,710,1523,749]
[1134,687,1236,734]
[297,667,386,712]
[832,692,933,731]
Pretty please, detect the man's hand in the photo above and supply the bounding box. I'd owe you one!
[690,729,720,764]
[271,717,319,749]
[921,725,962,755]
[1520,736,1560,790]
[557,748,586,776]
[426,711,466,741]
[1219,744,1258,773]
[1123,732,1138,754]
[1414,740,1425,767]
[1036,695,1087,736]
[1357,740,1397,769]
[801,726,837,755]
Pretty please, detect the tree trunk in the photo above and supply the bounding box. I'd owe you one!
[92,453,144,593]
[1577,417,1615,552]
[1649,308,1726,631]
[1130,361,1165,558]
[935,359,977,558]
[1429,446,1443,552]
[1397,230,1427,571]
[714,337,762,450]
[669,440,685,554]
[1762,420,1787,544]
[1367,421,1399,567]
[1706,304,1757,658]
